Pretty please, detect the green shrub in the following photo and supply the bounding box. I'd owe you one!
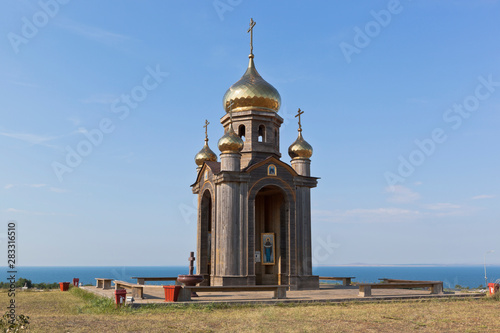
[0,278,59,290]
[34,282,60,290]
[15,279,32,289]
[0,311,30,332]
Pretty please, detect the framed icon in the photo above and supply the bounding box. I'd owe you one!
[267,164,277,176]
[261,233,275,265]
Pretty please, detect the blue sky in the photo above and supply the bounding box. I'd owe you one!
[1,0,499,266]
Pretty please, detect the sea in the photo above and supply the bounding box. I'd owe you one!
[5,265,500,289]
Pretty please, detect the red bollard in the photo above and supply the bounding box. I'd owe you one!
[488,283,499,295]
[114,289,127,307]
[59,282,70,291]
[163,285,182,302]
[72,278,79,287]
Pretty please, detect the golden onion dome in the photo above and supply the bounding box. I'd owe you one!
[288,131,313,160]
[195,139,217,166]
[223,54,281,113]
[218,126,244,153]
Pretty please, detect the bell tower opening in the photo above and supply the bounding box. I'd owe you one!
[238,124,246,141]
[258,124,265,142]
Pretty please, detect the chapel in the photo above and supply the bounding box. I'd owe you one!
[192,19,319,290]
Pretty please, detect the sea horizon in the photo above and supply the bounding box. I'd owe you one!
[5,264,499,268]
[5,265,500,289]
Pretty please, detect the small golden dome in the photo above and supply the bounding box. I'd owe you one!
[218,126,244,153]
[223,55,281,113]
[195,139,217,166]
[288,131,313,160]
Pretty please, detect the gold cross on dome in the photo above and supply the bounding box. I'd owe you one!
[203,119,210,140]
[295,108,304,131]
[247,18,256,55]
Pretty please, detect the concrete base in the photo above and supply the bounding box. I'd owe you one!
[82,285,485,307]
[210,274,319,290]
[211,275,257,286]
[177,287,192,302]
[199,274,211,286]
[288,275,320,290]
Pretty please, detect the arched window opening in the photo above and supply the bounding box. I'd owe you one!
[274,129,278,147]
[258,125,265,142]
[238,124,246,141]
[200,189,213,284]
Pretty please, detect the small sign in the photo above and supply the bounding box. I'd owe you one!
[255,251,261,263]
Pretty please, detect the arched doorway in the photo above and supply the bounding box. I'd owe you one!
[254,185,287,285]
[199,189,213,285]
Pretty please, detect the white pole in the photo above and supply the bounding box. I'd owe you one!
[484,250,495,287]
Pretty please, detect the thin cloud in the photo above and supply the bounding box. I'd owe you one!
[111,152,134,163]
[314,201,471,224]
[8,80,38,88]
[385,185,420,203]
[56,19,132,45]
[0,130,69,151]
[423,203,461,210]
[4,184,67,194]
[67,117,82,126]
[472,194,495,200]
[49,187,67,193]
[5,208,74,217]
[4,184,46,190]
[0,131,57,146]
[313,207,421,224]
[29,184,46,188]
[6,208,26,213]
[74,128,87,134]
[422,203,469,217]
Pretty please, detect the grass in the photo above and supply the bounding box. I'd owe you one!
[1,288,499,332]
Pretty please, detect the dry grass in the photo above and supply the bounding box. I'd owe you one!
[1,289,499,332]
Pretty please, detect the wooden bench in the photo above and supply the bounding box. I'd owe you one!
[319,276,355,286]
[177,285,289,302]
[95,278,113,289]
[379,278,437,284]
[131,277,179,285]
[378,279,441,291]
[358,281,444,297]
[114,280,146,299]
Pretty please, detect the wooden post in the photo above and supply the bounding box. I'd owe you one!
[359,285,372,297]
[278,256,282,285]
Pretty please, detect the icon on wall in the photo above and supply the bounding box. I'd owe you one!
[267,164,277,176]
[261,233,275,265]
